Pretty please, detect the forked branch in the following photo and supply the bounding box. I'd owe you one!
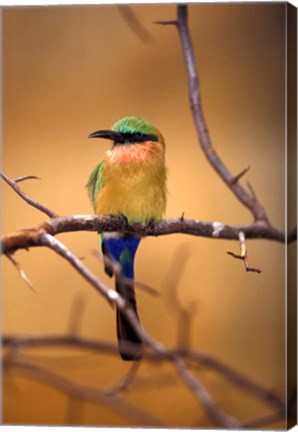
[156,6,270,223]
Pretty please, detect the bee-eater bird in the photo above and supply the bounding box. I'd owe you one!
[87,116,167,360]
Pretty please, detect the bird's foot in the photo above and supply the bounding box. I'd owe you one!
[119,213,129,230]
[146,218,156,234]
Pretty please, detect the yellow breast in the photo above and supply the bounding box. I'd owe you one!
[95,142,167,223]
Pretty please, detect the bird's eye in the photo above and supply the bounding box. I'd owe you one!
[134,132,143,141]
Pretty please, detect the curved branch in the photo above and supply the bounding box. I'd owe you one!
[3,334,284,412]
[156,6,270,223]
[1,172,58,218]
[3,358,163,426]
[176,5,269,222]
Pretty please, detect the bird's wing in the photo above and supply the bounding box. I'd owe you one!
[86,160,105,211]
[86,160,114,276]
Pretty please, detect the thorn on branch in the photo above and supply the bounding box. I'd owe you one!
[230,165,250,185]
[5,253,36,293]
[14,175,41,183]
[180,211,185,222]
[227,231,261,273]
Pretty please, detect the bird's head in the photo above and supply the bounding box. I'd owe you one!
[88,116,164,147]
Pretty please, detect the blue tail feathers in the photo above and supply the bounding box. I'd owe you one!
[103,235,143,361]
[104,236,140,279]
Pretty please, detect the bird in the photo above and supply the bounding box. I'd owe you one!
[87,116,167,360]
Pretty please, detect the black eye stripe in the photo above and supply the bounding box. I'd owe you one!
[114,132,158,145]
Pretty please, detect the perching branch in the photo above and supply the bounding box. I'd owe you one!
[0,211,288,256]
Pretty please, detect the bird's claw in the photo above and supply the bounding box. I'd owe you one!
[146,218,156,234]
[119,213,129,229]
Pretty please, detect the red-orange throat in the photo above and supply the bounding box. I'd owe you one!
[106,141,163,164]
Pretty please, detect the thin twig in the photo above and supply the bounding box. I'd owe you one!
[179,349,284,409]
[5,253,36,293]
[173,355,241,428]
[105,362,141,396]
[40,233,117,307]
[40,232,152,362]
[227,231,261,273]
[14,175,41,183]
[153,20,178,26]
[1,171,58,218]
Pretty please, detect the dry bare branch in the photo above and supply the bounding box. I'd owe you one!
[155,6,270,223]
[105,362,141,396]
[172,355,241,428]
[227,231,262,273]
[3,357,163,426]
[1,171,58,218]
[2,229,249,427]
[179,349,284,410]
[14,175,41,183]
[3,333,284,412]
[1,214,288,257]
[5,252,36,293]
[38,233,244,426]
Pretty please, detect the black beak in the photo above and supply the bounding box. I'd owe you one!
[88,129,122,141]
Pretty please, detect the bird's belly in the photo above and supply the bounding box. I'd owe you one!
[95,162,166,223]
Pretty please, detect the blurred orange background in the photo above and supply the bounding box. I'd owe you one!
[2,3,287,428]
